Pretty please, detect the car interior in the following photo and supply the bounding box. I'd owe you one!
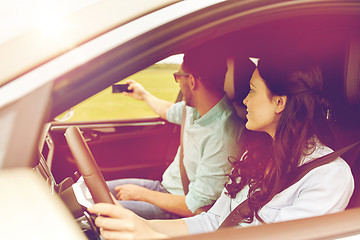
[29,7,360,239]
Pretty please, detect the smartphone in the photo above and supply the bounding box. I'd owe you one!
[112,84,133,93]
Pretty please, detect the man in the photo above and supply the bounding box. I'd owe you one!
[107,46,246,219]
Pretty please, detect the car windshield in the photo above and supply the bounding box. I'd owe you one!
[0,0,178,87]
[0,0,100,45]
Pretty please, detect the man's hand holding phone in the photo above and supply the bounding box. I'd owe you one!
[112,84,133,93]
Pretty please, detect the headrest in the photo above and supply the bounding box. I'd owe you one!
[344,34,360,104]
[224,56,256,119]
[224,56,256,102]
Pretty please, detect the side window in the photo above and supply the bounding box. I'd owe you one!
[57,56,182,122]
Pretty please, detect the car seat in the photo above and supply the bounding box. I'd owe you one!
[224,56,255,120]
[340,34,360,209]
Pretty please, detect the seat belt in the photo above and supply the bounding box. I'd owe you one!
[179,106,190,195]
[218,141,360,229]
[179,106,215,214]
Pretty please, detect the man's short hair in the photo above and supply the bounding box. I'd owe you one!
[182,45,227,91]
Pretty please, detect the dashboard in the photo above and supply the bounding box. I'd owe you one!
[33,124,99,239]
[34,124,58,194]
[33,153,57,195]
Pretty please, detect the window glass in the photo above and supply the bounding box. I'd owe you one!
[56,60,181,122]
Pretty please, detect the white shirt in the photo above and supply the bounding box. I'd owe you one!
[184,143,354,234]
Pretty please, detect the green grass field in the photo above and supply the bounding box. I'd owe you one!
[59,64,180,122]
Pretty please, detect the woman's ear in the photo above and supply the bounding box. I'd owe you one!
[274,95,287,114]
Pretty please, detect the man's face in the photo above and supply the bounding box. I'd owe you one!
[175,66,193,107]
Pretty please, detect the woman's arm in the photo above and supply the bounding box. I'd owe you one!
[88,203,189,239]
[148,219,189,238]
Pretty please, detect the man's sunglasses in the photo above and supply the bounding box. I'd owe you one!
[173,72,190,83]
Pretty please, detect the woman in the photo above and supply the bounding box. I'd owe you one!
[88,52,354,239]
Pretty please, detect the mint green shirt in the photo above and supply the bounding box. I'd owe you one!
[161,96,244,213]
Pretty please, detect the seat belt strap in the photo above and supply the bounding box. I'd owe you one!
[179,106,190,195]
[218,141,360,229]
[179,106,216,214]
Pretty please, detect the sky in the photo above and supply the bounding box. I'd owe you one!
[158,54,183,64]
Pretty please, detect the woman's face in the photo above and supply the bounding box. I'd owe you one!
[243,68,281,138]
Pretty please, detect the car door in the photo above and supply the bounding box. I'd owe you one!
[49,116,180,184]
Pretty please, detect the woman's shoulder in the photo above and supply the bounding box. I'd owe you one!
[302,142,353,177]
[302,141,338,164]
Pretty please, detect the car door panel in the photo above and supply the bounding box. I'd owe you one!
[49,117,180,184]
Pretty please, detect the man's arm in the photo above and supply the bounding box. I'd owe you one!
[115,184,194,217]
[123,79,173,119]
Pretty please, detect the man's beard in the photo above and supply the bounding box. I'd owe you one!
[182,90,193,107]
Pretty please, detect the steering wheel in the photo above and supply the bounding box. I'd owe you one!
[65,126,114,204]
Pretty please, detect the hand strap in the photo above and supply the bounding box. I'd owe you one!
[180,106,190,195]
[218,141,360,229]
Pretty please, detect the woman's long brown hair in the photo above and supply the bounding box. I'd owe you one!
[225,52,336,223]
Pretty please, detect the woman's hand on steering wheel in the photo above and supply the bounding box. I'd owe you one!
[88,203,166,240]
